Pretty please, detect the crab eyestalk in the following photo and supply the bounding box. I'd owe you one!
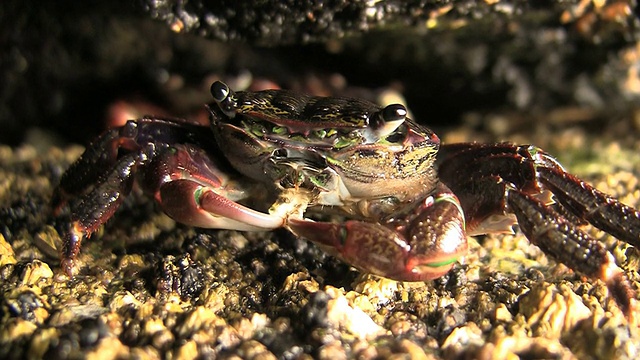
[361,104,407,143]
[210,81,238,118]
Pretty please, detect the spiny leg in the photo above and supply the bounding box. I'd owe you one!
[507,189,636,321]
[53,118,215,212]
[54,118,208,274]
[61,152,139,275]
[538,166,640,248]
[437,142,639,320]
[438,143,640,243]
[52,128,123,213]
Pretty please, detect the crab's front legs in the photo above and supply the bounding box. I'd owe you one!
[55,119,286,275]
[287,183,469,281]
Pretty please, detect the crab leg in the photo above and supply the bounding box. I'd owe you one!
[287,183,468,281]
[55,118,286,275]
[60,152,138,275]
[538,166,640,248]
[53,118,216,211]
[437,142,639,319]
[507,189,636,319]
[438,143,640,241]
[52,128,122,213]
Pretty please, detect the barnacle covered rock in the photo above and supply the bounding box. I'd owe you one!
[519,282,592,338]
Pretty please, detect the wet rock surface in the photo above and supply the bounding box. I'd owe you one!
[1,0,640,359]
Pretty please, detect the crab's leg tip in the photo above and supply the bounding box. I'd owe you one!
[601,263,638,324]
[628,300,638,327]
[60,258,78,277]
[60,221,86,277]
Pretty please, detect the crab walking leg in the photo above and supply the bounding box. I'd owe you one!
[507,189,637,321]
[287,183,468,281]
[538,166,640,248]
[61,153,138,275]
[52,128,123,212]
[59,135,285,275]
[438,143,640,246]
[53,118,219,212]
[437,142,639,319]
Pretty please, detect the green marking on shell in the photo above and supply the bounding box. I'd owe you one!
[249,122,267,137]
[314,129,327,138]
[272,126,288,135]
[309,172,330,188]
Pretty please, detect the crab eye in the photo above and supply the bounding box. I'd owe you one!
[364,104,407,142]
[381,104,407,123]
[210,81,230,103]
[210,81,238,117]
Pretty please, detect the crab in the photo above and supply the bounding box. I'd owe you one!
[53,81,640,319]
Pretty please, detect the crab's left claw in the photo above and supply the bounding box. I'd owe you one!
[287,183,468,281]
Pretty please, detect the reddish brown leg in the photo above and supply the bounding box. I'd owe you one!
[53,118,215,212]
[437,142,639,320]
[60,153,138,275]
[52,128,122,213]
[54,118,284,276]
[507,189,636,320]
[538,166,640,248]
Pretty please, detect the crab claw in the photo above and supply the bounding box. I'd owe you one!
[158,179,285,231]
[54,120,288,276]
[287,183,468,281]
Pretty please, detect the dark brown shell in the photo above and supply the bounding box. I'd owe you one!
[234,89,382,131]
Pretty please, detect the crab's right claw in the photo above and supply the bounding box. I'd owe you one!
[287,183,468,281]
